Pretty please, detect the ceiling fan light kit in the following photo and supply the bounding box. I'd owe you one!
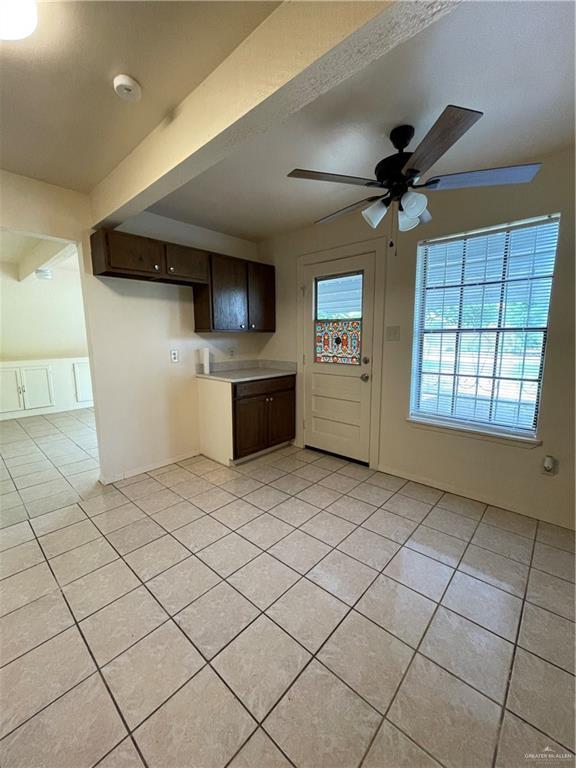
[361,198,389,229]
[400,190,428,218]
[288,105,542,233]
[398,210,420,232]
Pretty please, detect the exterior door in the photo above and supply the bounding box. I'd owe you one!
[303,252,375,462]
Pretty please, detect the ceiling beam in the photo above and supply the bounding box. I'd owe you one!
[90,0,459,228]
[18,240,75,281]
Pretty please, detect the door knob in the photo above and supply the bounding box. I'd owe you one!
[362,356,370,364]
[240,324,246,329]
[153,264,160,271]
[250,323,256,329]
[168,266,175,273]
[360,373,370,382]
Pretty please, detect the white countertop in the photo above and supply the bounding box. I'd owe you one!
[196,368,296,383]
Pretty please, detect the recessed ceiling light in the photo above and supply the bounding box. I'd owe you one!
[0,0,37,41]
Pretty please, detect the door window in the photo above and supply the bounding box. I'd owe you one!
[314,272,363,364]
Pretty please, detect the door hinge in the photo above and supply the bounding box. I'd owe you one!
[302,353,306,365]
[300,285,306,296]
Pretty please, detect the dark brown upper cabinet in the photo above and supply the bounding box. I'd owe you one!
[165,243,209,283]
[248,262,275,332]
[211,254,249,331]
[91,230,208,286]
[92,230,165,278]
[91,229,275,332]
[193,255,276,333]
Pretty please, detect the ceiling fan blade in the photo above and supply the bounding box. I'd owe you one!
[423,163,542,191]
[403,105,483,178]
[315,196,383,225]
[288,168,379,188]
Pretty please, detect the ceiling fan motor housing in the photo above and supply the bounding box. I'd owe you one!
[374,151,413,197]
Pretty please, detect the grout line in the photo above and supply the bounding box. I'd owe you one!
[1,418,574,767]
[490,518,538,768]
[7,497,150,768]
[356,500,489,767]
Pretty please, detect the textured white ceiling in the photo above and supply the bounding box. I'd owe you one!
[150,1,575,241]
[0,1,278,191]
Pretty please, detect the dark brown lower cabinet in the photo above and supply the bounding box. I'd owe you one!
[234,396,269,458]
[233,376,296,459]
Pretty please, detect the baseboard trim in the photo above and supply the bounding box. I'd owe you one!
[100,449,201,485]
[377,462,519,519]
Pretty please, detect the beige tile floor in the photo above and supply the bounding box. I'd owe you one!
[0,410,575,768]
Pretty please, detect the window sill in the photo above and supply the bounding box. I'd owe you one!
[406,417,542,449]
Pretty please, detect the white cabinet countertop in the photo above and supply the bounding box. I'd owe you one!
[196,368,295,383]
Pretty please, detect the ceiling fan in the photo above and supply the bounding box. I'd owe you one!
[288,105,541,232]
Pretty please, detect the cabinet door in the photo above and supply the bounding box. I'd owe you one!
[106,231,164,276]
[211,255,248,331]
[21,367,54,410]
[0,369,24,414]
[73,362,93,403]
[234,395,269,459]
[165,244,209,283]
[268,389,296,447]
[248,262,276,331]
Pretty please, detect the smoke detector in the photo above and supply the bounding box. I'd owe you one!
[113,74,142,102]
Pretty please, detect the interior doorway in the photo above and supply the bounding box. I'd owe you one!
[0,229,98,463]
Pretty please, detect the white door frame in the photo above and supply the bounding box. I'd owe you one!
[296,238,386,468]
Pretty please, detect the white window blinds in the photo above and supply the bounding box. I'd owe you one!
[409,215,560,438]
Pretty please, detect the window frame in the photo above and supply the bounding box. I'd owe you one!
[409,214,560,440]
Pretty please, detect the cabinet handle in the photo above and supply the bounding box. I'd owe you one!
[168,266,175,273]
[154,264,160,271]
[269,396,274,402]
[240,324,246,329]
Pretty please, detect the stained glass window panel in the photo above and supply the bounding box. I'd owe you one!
[314,272,363,365]
[315,320,362,364]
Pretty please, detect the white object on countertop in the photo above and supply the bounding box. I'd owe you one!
[202,347,210,375]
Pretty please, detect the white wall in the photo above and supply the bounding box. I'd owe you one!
[79,212,272,482]
[0,261,88,361]
[259,147,575,529]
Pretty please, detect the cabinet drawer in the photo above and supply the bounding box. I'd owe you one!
[234,375,295,400]
[165,244,209,283]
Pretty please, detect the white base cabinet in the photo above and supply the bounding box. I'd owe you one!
[0,358,93,420]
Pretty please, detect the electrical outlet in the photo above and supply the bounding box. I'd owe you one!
[170,349,180,364]
[541,455,557,476]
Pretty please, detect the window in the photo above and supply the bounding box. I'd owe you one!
[315,273,362,364]
[409,215,560,438]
